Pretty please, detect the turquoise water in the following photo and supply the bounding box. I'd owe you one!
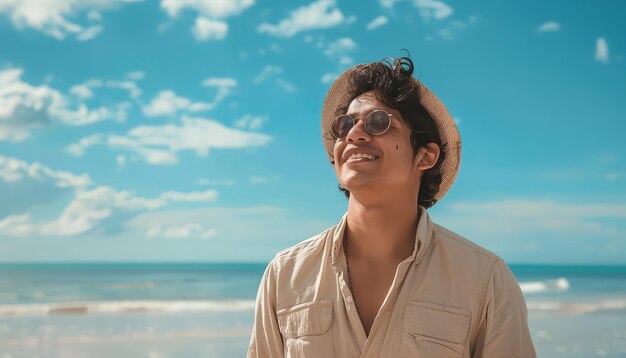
[1,263,625,357]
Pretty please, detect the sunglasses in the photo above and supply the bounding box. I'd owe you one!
[331,110,393,139]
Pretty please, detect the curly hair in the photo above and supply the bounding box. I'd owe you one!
[333,56,447,209]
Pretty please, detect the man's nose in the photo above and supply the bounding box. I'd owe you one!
[345,119,371,143]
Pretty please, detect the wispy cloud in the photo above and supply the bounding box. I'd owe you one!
[0,154,220,237]
[192,17,227,41]
[201,77,237,104]
[160,0,254,41]
[160,0,254,18]
[66,134,104,156]
[252,65,297,92]
[147,223,217,239]
[319,37,357,83]
[381,0,452,21]
[234,114,266,130]
[440,200,626,242]
[595,37,609,64]
[258,0,348,38]
[197,178,237,186]
[142,90,214,117]
[537,21,560,33]
[0,0,130,40]
[38,186,218,236]
[0,68,131,141]
[0,155,91,219]
[69,116,272,165]
[253,65,283,84]
[366,15,388,30]
[324,37,357,65]
[0,155,90,188]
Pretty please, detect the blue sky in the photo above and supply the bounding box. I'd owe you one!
[0,0,624,264]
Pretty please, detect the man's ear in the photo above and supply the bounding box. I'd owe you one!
[417,143,440,171]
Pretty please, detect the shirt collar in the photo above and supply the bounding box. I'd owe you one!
[330,206,434,265]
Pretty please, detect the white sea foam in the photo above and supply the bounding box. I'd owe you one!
[519,277,570,294]
[0,300,256,317]
[527,299,626,315]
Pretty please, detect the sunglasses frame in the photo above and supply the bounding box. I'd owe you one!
[331,109,393,140]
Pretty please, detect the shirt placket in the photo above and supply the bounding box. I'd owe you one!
[360,258,414,357]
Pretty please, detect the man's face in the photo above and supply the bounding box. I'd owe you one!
[333,91,423,195]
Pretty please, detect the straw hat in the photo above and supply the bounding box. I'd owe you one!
[321,66,462,202]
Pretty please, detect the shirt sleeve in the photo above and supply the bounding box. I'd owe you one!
[247,259,284,358]
[473,258,536,358]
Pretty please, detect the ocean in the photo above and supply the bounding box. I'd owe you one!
[0,263,625,357]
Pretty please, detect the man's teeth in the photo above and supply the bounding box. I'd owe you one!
[347,153,376,161]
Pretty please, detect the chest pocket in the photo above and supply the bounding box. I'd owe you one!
[399,301,470,358]
[277,300,334,358]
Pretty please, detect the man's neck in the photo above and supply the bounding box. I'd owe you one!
[345,194,420,264]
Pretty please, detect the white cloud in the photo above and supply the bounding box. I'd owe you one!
[323,37,356,65]
[128,206,334,259]
[425,15,478,41]
[321,72,338,84]
[160,0,254,18]
[76,25,102,41]
[125,71,145,81]
[234,114,266,130]
[69,84,94,99]
[595,37,609,64]
[103,116,272,165]
[66,134,104,156]
[258,0,347,38]
[0,155,90,188]
[38,186,218,236]
[147,223,218,239]
[160,0,254,40]
[366,15,388,30]
[0,68,131,141]
[197,178,237,186]
[202,77,237,104]
[0,155,91,220]
[0,0,129,40]
[142,90,213,117]
[380,0,452,21]
[252,66,296,92]
[253,65,283,84]
[160,189,218,202]
[249,176,280,185]
[116,155,126,169]
[87,10,102,21]
[414,0,453,21]
[441,200,626,240]
[537,21,560,33]
[275,78,297,93]
[0,155,223,238]
[106,80,142,98]
[192,17,227,41]
[0,213,33,237]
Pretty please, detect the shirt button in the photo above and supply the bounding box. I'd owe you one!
[346,296,353,303]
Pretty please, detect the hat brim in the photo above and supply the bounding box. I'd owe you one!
[321,67,462,202]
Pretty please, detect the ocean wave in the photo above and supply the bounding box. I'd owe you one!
[0,300,256,317]
[527,299,626,315]
[519,277,570,294]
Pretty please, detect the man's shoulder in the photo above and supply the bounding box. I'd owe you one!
[271,227,333,267]
[432,223,503,267]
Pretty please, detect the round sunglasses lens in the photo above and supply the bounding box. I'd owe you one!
[333,115,354,138]
[364,110,390,135]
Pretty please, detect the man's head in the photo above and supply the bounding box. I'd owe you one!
[321,56,461,208]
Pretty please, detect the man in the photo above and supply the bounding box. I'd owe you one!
[248,56,536,357]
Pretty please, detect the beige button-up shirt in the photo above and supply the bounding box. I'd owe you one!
[248,207,536,357]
